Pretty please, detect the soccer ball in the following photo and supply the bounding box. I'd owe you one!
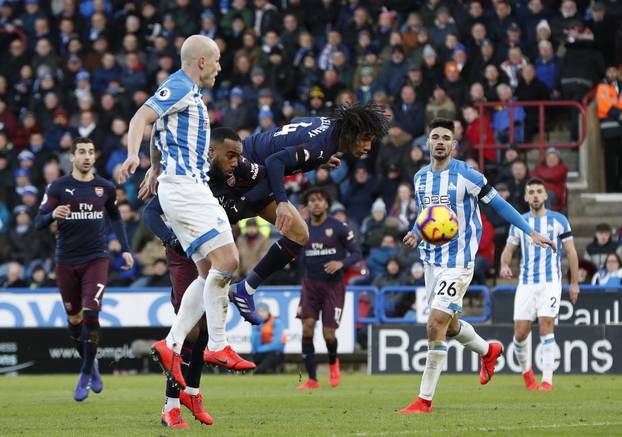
[415,205,459,245]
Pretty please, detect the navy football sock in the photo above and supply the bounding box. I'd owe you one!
[165,379,180,399]
[326,338,338,365]
[246,237,303,289]
[302,336,317,381]
[68,320,83,358]
[184,330,208,389]
[80,310,100,374]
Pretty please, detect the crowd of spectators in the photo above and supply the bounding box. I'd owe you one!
[1,0,621,296]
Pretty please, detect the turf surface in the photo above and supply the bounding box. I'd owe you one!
[1,373,621,436]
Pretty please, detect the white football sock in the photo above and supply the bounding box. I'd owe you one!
[418,341,447,401]
[204,269,232,351]
[166,277,206,354]
[513,334,532,373]
[184,386,199,396]
[451,320,489,355]
[541,334,556,384]
[164,396,180,412]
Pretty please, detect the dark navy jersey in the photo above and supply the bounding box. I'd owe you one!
[302,216,362,282]
[242,117,339,203]
[242,117,338,170]
[36,175,128,265]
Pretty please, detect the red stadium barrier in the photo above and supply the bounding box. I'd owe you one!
[474,100,588,170]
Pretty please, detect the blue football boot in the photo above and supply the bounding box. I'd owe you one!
[228,281,261,325]
[74,372,91,401]
[90,359,103,394]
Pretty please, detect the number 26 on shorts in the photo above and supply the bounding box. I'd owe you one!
[436,280,457,297]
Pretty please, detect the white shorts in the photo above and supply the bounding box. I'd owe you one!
[157,174,233,260]
[424,264,474,316]
[513,282,562,321]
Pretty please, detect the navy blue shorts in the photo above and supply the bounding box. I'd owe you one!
[297,277,346,329]
[56,258,109,315]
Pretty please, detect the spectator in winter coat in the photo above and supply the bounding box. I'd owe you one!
[492,83,526,144]
[535,40,559,95]
[559,22,605,103]
[344,164,377,225]
[237,218,271,279]
[425,85,457,124]
[531,147,568,211]
[373,257,411,317]
[221,87,257,131]
[376,122,413,180]
[462,104,497,163]
[584,224,622,269]
[401,144,429,182]
[393,85,426,138]
[507,160,530,213]
[251,303,285,374]
[515,64,550,140]
[375,45,410,98]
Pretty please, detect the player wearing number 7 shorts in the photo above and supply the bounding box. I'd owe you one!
[500,178,580,392]
[35,137,134,402]
[399,119,556,414]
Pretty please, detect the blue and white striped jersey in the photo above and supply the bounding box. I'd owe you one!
[413,159,497,268]
[145,69,210,184]
[507,211,572,285]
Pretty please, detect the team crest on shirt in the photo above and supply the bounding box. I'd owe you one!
[95,187,104,197]
[325,228,333,237]
[226,175,236,187]
[157,87,171,100]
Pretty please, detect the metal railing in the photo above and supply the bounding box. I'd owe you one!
[474,100,587,170]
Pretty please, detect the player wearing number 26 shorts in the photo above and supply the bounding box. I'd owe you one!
[399,119,556,414]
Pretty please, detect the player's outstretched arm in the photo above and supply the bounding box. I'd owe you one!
[563,238,580,304]
[487,195,556,252]
[119,105,159,183]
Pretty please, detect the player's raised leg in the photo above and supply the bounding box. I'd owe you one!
[230,201,307,325]
[447,318,503,385]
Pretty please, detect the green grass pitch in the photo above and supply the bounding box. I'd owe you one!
[1,373,621,436]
